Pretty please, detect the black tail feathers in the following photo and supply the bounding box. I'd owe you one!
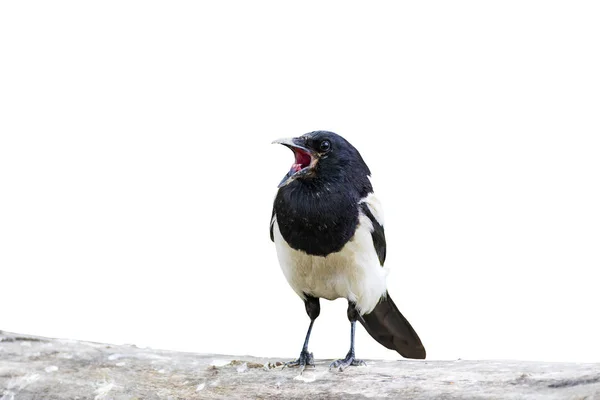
[358,293,426,359]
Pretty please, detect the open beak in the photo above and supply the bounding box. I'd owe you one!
[272,137,319,188]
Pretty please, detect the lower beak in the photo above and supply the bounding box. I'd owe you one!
[277,169,296,188]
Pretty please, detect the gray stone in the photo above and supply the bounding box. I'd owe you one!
[1,330,599,399]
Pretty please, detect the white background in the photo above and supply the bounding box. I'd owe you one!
[1,1,599,363]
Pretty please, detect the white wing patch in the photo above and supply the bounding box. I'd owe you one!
[359,192,385,226]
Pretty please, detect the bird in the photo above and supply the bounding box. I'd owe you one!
[270,130,426,372]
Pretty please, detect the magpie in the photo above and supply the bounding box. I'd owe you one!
[270,131,426,372]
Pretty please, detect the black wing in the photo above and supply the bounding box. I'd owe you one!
[360,202,386,266]
[270,205,276,242]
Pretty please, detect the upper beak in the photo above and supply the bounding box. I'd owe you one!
[272,137,304,149]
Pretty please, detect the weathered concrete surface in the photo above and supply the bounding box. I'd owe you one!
[1,331,599,400]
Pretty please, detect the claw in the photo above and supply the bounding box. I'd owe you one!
[283,350,314,374]
[329,352,366,372]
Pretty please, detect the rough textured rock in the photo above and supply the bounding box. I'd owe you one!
[1,331,599,399]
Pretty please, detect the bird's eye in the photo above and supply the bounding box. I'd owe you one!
[319,140,331,152]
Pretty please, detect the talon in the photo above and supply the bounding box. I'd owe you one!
[283,350,314,372]
[329,352,365,371]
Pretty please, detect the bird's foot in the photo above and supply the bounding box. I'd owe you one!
[283,350,315,374]
[329,351,366,372]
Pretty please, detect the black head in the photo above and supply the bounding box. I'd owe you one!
[273,131,371,194]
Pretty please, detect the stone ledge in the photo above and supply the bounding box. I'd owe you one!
[1,331,599,399]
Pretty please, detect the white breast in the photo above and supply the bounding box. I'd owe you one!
[272,206,389,315]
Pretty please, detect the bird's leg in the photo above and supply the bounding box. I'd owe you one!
[330,302,367,371]
[284,295,319,373]
[284,319,315,371]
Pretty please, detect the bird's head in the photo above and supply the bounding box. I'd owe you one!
[273,131,370,189]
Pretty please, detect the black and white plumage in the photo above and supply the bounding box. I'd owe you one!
[270,131,425,371]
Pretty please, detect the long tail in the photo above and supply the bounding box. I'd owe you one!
[358,292,426,359]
